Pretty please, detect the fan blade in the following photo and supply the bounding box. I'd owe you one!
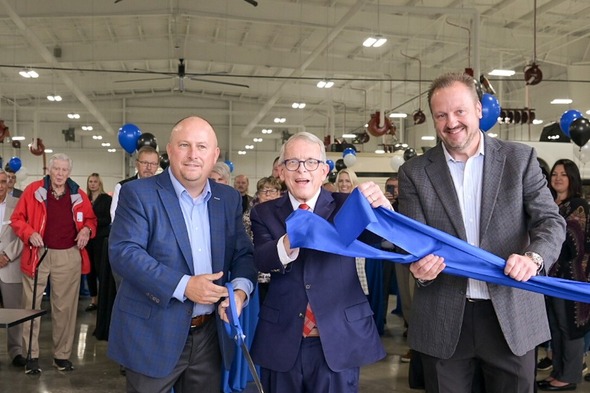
[189,77,249,88]
[115,77,171,83]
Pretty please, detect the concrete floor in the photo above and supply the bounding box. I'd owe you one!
[0,295,587,392]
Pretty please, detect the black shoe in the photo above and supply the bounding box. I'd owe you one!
[25,358,41,374]
[85,303,98,312]
[12,354,27,367]
[537,356,553,371]
[53,358,74,371]
[538,383,577,391]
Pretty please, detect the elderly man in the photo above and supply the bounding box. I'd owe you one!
[11,153,97,374]
[233,174,252,214]
[0,170,25,367]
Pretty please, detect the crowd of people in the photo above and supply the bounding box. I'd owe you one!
[1,72,590,393]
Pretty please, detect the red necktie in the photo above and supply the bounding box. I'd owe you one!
[299,203,317,336]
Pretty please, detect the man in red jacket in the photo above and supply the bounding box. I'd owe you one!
[11,153,97,374]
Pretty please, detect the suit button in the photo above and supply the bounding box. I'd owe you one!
[298,313,304,318]
[305,284,311,289]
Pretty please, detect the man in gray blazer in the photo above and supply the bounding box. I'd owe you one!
[0,170,25,367]
[398,72,566,393]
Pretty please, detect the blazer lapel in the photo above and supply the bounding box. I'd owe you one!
[313,189,336,220]
[479,136,505,240]
[156,174,194,274]
[424,145,467,240]
[208,185,226,274]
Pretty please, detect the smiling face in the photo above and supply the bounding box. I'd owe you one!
[551,164,569,197]
[430,81,482,161]
[167,117,220,197]
[279,136,328,203]
[337,172,353,193]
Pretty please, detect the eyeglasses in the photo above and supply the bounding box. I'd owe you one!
[282,158,324,172]
[259,188,280,196]
[137,160,159,168]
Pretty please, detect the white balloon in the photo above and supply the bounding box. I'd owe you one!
[343,153,357,167]
[574,143,590,164]
[390,152,405,172]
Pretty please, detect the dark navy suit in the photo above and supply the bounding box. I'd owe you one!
[250,189,385,390]
[108,171,257,379]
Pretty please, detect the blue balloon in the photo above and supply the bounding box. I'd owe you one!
[480,93,501,132]
[118,123,142,154]
[224,160,234,173]
[342,147,356,157]
[560,110,583,137]
[8,156,21,172]
[326,159,335,172]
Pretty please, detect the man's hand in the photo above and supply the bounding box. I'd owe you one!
[504,254,538,282]
[410,254,445,281]
[218,289,247,324]
[0,253,9,268]
[185,271,228,304]
[29,232,44,248]
[358,182,391,209]
[75,227,91,249]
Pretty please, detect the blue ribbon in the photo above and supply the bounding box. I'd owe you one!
[286,189,590,303]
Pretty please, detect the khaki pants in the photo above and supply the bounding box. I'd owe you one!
[22,247,81,359]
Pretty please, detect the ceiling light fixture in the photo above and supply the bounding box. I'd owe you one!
[292,102,306,109]
[389,113,408,118]
[374,149,385,154]
[551,98,573,105]
[532,119,544,125]
[316,80,334,89]
[488,69,515,77]
[253,138,263,142]
[92,135,103,140]
[19,69,39,78]
[82,125,93,131]
[46,94,62,102]
[108,149,117,153]
[273,117,286,123]
[342,134,356,139]
[362,35,387,48]
[67,113,80,119]
[261,128,273,134]
[44,149,54,153]
[421,136,436,141]
[238,151,246,155]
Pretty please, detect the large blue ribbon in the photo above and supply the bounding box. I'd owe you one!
[286,189,590,303]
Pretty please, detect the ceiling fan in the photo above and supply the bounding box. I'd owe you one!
[115,58,249,91]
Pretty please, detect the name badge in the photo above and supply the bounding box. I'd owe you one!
[76,212,83,222]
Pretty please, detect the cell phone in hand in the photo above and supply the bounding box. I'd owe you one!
[386,184,395,194]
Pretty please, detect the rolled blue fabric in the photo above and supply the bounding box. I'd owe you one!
[287,189,590,303]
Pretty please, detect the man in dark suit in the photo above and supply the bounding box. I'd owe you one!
[250,131,387,393]
[398,72,566,393]
[108,116,257,393]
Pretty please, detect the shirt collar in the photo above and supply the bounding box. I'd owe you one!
[168,168,211,203]
[287,188,322,211]
[442,131,485,163]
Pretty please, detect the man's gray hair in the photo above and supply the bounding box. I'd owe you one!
[48,153,72,171]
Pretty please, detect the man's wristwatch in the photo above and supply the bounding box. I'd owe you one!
[524,251,544,274]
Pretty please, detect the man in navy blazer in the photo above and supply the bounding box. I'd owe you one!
[108,116,257,393]
[250,132,387,393]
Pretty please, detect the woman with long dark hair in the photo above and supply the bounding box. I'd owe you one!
[538,159,590,391]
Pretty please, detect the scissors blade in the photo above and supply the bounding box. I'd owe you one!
[240,341,265,393]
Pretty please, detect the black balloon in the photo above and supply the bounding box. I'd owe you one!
[403,148,417,161]
[136,132,158,150]
[569,117,590,147]
[328,171,337,183]
[159,153,170,169]
[335,158,347,172]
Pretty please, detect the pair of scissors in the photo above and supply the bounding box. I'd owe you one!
[223,282,265,393]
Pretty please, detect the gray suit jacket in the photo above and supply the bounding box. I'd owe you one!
[0,196,24,284]
[398,134,566,358]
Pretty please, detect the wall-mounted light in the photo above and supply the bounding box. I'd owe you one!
[19,69,39,78]
[292,102,306,109]
[316,80,334,89]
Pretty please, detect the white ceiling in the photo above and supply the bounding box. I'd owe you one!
[1,0,589,158]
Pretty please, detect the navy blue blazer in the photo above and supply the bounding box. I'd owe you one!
[108,171,257,378]
[249,189,386,372]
